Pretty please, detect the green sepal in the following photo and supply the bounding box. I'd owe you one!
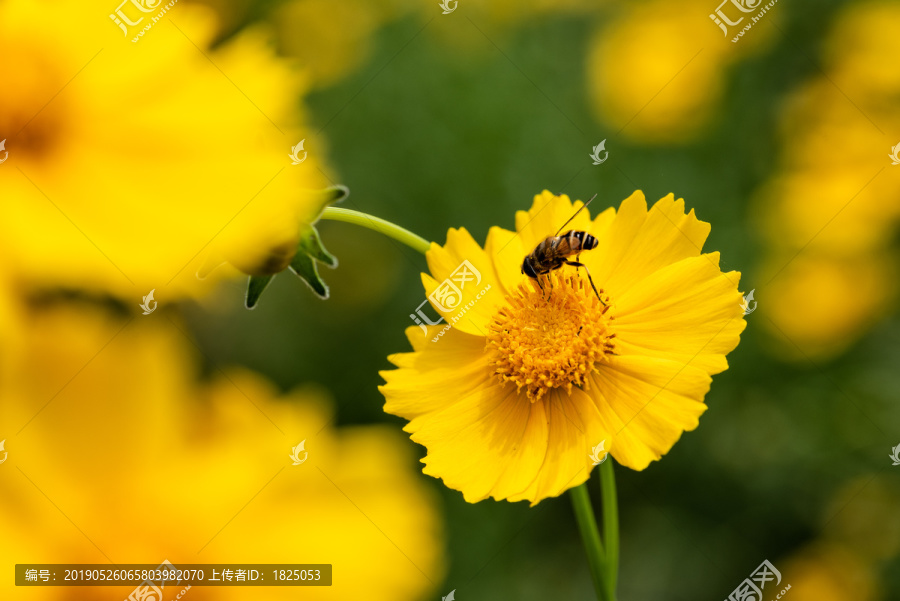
[288,250,329,299]
[245,275,274,309]
[297,225,338,268]
[239,186,345,308]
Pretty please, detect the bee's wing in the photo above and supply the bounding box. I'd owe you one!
[553,235,575,257]
[554,193,598,236]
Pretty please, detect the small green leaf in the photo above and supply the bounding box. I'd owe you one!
[288,252,329,299]
[246,275,274,309]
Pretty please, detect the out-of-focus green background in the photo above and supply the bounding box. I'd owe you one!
[181,0,900,598]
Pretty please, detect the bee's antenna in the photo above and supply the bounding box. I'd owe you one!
[554,193,598,237]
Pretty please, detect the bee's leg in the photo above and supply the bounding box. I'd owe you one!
[533,274,546,299]
[545,272,553,301]
[564,261,606,306]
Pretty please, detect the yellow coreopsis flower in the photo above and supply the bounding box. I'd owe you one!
[274,0,405,88]
[0,0,331,298]
[380,190,746,505]
[586,0,773,143]
[779,544,879,601]
[0,304,444,600]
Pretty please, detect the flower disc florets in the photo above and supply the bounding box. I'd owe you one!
[486,273,615,402]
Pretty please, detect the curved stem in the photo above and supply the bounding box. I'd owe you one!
[320,207,432,255]
[600,460,619,601]
[570,483,609,601]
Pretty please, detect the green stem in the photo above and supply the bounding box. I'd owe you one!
[570,483,609,601]
[320,207,432,255]
[600,460,619,601]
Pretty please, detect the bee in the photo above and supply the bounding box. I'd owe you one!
[521,193,604,304]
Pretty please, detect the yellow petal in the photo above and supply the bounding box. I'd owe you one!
[380,326,492,421]
[413,382,547,503]
[585,192,712,298]
[484,225,525,296]
[382,324,550,503]
[614,252,745,373]
[591,355,712,470]
[511,386,616,505]
[382,326,615,505]
[514,190,596,254]
[422,227,504,335]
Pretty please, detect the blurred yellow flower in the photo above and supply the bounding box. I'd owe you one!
[780,544,879,601]
[380,190,745,504]
[0,0,331,299]
[757,168,900,254]
[271,0,602,85]
[0,304,445,600]
[776,80,898,175]
[824,1,900,101]
[274,0,405,88]
[586,0,772,143]
[759,253,897,360]
[753,0,900,360]
[442,0,598,26]
[824,476,900,563]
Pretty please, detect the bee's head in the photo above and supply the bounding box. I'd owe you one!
[521,256,537,279]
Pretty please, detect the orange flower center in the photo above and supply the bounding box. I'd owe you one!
[0,41,70,162]
[485,273,616,403]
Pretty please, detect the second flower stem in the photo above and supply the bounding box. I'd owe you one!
[600,459,619,601]
[570,483,609,601]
